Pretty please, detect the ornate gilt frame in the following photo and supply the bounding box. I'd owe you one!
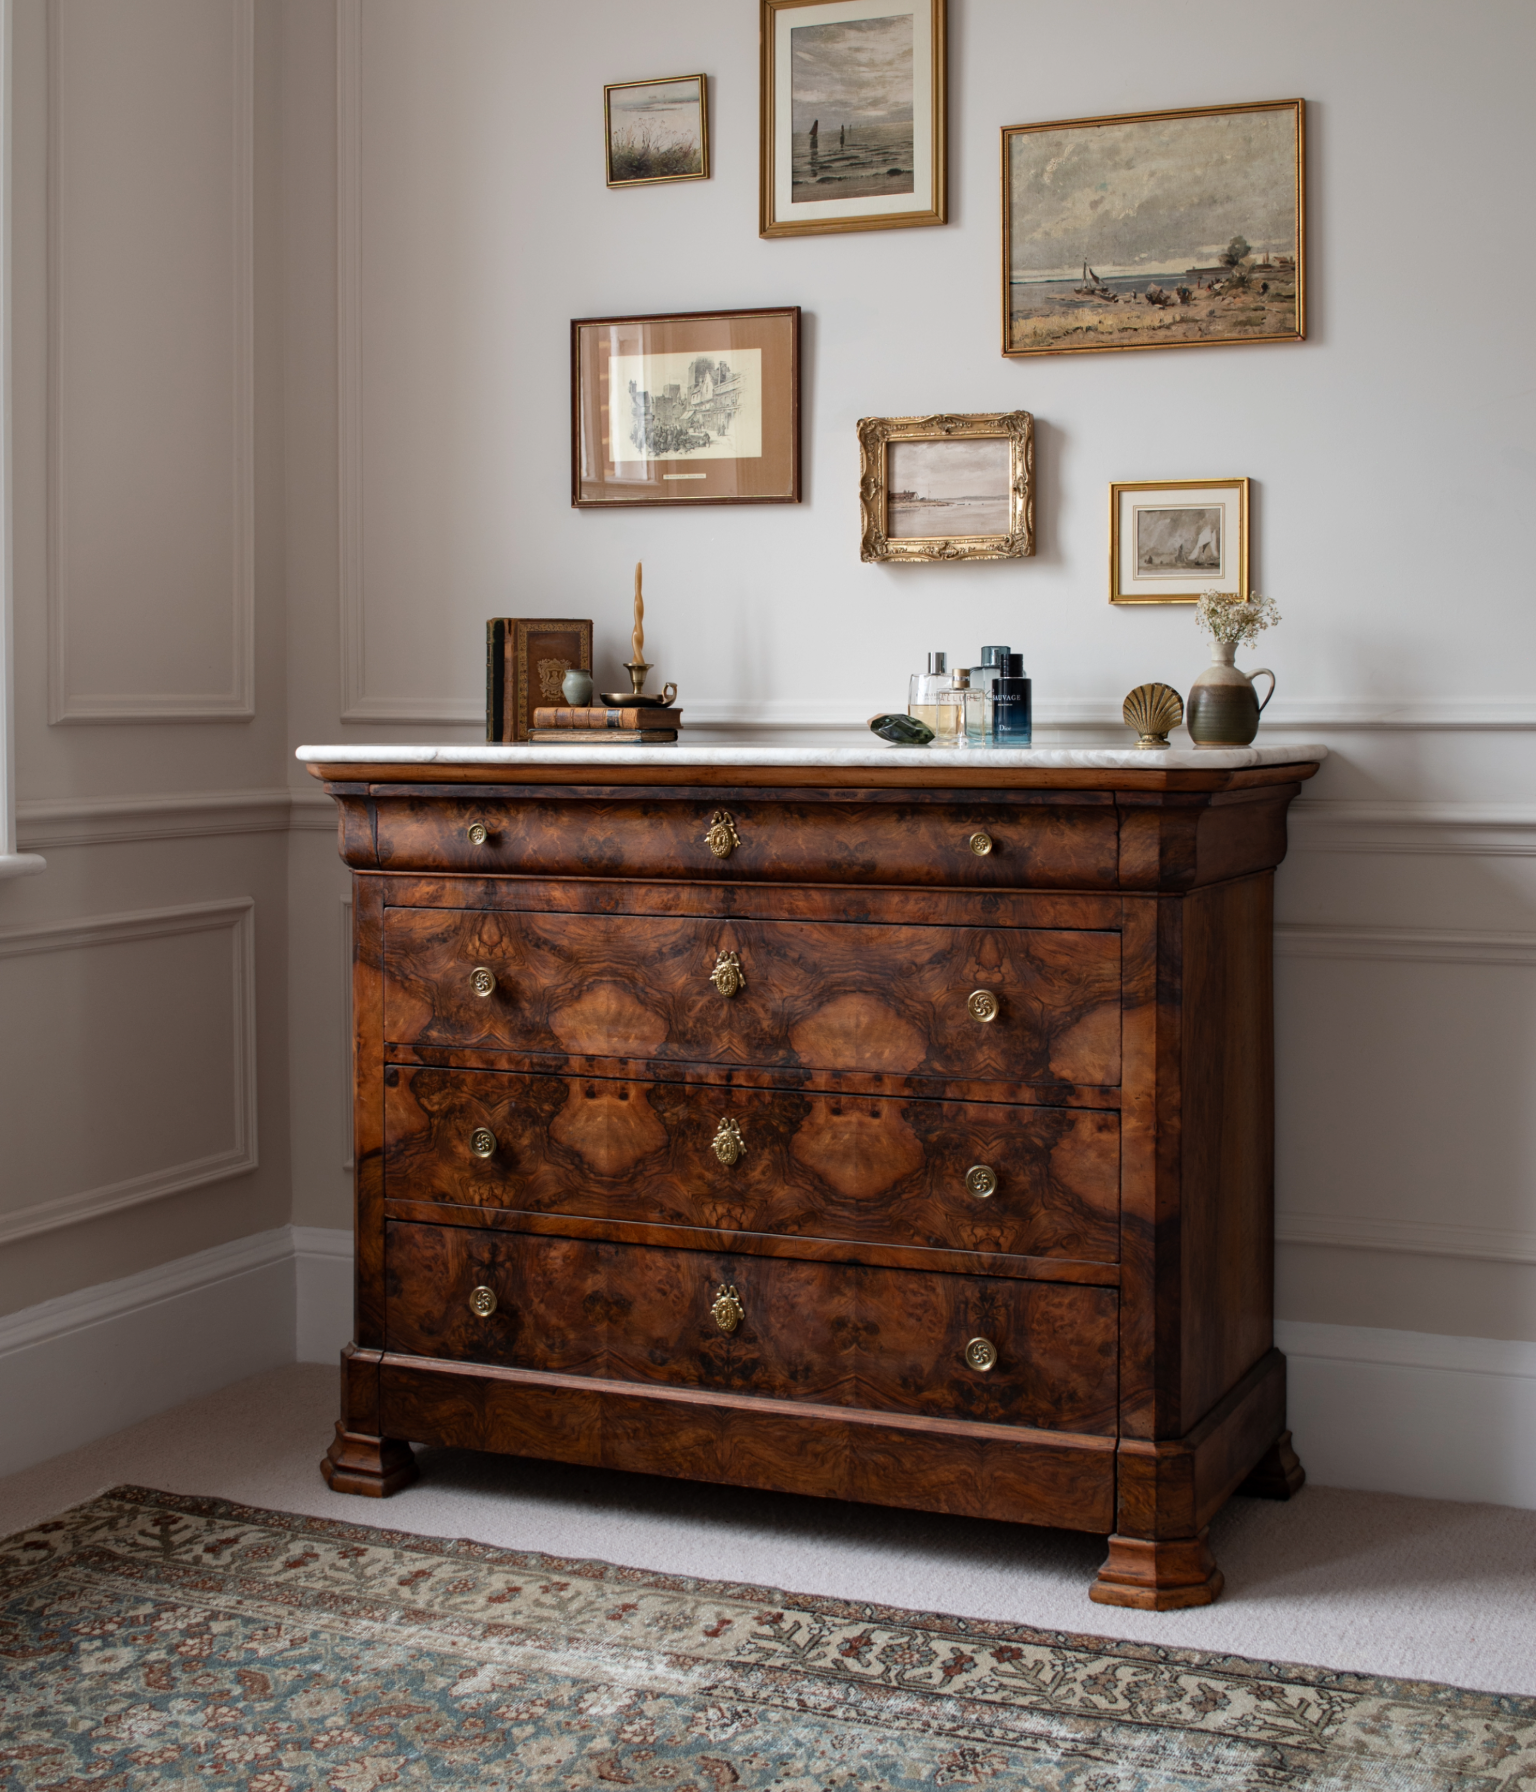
[604,74,709,189]
[858,411,1033,564]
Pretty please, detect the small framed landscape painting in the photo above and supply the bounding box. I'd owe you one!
[605,75,708,187]
[1110,478,1249,605]
[858,411,1034,563]
[572,307,800,507]
[760,0,946,238]
[1003,99,1304,357]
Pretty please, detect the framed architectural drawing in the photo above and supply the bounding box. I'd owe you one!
[1003,100,1304,357]
[760,0,946,238]
[858,411,1033,563]
[604,75,709,187]
[1110,478,1249,605]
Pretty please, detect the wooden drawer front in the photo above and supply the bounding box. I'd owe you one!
[383,910,1122,1086]
[384,1221,1119,1433]
[386,1067,1121,1263]
[374,794,1120,890]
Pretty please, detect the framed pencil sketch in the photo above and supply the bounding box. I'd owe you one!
[604,75,709,187]
[572,307,801,507]
[858,412,1033,563]
[1110,479,1249,605]
[1003,100,1304,357]
[760,0,946,238]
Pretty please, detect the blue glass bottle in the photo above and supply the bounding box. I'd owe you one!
[993,652,1032,745]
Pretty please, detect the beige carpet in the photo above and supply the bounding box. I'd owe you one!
[1,1363,1532,1697]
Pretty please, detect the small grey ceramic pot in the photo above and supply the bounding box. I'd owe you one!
[1186,642,1275,747]
[561,667,594,706]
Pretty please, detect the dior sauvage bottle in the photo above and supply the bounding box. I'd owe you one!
[993,653,1033,745]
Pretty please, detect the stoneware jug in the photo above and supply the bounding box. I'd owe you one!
[561,666,594,706]
[1186,641,1275,747]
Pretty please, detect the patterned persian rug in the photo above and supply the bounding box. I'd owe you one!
[2,1487,1532,1790]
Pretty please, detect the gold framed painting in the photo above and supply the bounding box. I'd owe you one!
[572,307,800,507]
[1110,478,1249,605]
[760,0,946,238]
[1003,99,1304,357]
[858,412,1033,563]
[604,74,709,188]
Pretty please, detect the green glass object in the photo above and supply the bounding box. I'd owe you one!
[867,712,934,746]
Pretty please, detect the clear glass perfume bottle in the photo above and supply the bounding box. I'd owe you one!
[964,645,1011,744]
[908,652,952,736]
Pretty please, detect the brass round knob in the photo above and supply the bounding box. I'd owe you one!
[469,1128,496,1159]
[967,989,1000,1024]
[965,1164,998,1199]
[470,966,496,998]
[710,1284,744,1334]
[468,1285,497,1319]
[968,831,994,857]
[964,1336,998,1373]
[711,1117,746,1167]
[705,810,741,859]
[709,950,744,998]
[467,822,488,846]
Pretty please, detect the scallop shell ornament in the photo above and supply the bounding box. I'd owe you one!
[1122,683,1184,750]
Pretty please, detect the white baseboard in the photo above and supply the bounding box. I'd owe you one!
[1277,1320,1536,1510]
[294,1225,353,1364]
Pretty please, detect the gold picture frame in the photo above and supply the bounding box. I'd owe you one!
[604,75,709,188]
[1003,99,1304,357]
[1110,478,1250,605]
[760,0,946,239]
[858,412,1033,563]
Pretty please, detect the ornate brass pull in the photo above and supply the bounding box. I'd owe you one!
[711,1117,746,1167]
[710,949,745,998]
[469,1285,498,1319]
[705,810,742,859]
[711,1284,745,1334]
[968,831,994,857]
[964,1336,998,1373]
[967,989,1000,1023]
[467,822,488,846]
[965,1164,998,1199]
[470,966,497,998]
[470,1128,497,1159]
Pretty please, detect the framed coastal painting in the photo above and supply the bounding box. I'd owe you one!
[760,0,946,238]
[604,74,709,188]
[572,307,801,507]
[1110,478,1249,604]
[858,411,1033,563]
[1003,99,1304,357]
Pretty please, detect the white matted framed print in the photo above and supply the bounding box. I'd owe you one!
[1110,478,1249,605]
[760,0,946,238]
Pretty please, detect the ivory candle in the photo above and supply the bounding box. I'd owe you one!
[632,562,644,663]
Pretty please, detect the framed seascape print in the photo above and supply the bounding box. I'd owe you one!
[1003,99,1304,357]
[1110,478,1249,605]
[858,412,1033,563]
[572,307,800,507]
[760,0,946,238]
[604,74,709,188]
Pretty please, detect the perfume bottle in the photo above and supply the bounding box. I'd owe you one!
[907,652,952,737]
[963,645,1012,744]
[993,652,1033,745]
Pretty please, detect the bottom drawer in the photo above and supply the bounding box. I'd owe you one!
[385,1220,1118,1434]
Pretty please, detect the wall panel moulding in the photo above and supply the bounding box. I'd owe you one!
[46,0,255,723]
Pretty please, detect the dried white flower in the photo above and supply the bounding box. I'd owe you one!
[1196,589,1281,646]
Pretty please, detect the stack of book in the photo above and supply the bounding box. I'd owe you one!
[529,705,682,744]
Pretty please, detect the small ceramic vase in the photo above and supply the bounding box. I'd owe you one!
[1186,641,1275,747]
[561,667,594,706]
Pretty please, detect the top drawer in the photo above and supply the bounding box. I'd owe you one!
[371,793,1120,890]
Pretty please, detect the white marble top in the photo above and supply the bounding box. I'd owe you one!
[297,740,1327,773]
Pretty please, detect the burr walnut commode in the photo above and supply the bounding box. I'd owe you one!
[304,744,1319,1609]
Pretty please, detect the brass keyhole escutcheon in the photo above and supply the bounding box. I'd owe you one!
[967,989,1000,1024]
[470,1128,497,1159]
[468,1285,498,1319]
[710,949,745,999]
[705,810,742,860]
[467,822,488,846]
[964,1336,998,1373]
[965,1164,998,1200]
[711,1117,746,1167]
[711,1284,745,1334]
[968,831,994,857]
[470,966,497,999]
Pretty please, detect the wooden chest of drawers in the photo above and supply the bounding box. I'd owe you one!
[311,755,1317,1608]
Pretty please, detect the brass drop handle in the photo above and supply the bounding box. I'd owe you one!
[968,831,994,857]
[470,966,497,999]
[965,1164,998,1199]
[469,1285,498,1319]
[710,949,745,998]
[711,1284,745,1334]
[467,822,488,846]
[469,1128,497,1159]
[705,810,742,859]
[964,1336,998,1373]
[967,989,1000,1023]
[711,1117,746,1166]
